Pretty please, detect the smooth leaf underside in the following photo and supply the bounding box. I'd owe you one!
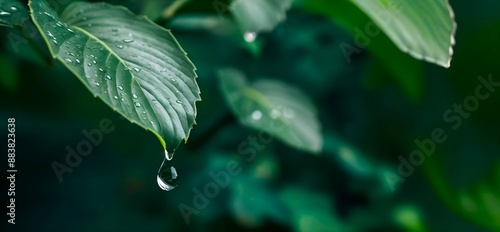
[351,0,456,67]
[29,0,200,149]
[218,69,322,154]
[1,0,29,27]
[230,0,292,33]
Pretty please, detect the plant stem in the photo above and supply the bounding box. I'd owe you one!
[163,0,191,19]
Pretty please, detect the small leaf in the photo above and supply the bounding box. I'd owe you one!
[0,0,29,27]
[350,0,456,68]
[230,0,292,34]
[218,69,322,153]
[29,0,200,150]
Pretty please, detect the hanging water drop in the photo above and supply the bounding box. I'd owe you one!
[157,150,178,191]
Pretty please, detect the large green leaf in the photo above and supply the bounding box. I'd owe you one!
[229,0,291,36]
[350,0,456,68]
[29,0,200,150]
[218,69,322,154]
[0,0,29,27]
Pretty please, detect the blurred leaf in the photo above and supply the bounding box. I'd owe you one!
[279,187,348,232]
[393,205,428,232]
[141,0,174,21]
[218,69,322,153]
[30,0,200,150]
[455,162,500,230]
[350,0,456,68]
[425,152,500,231]
[0,0,29,27]
[304,0,424,101]
[230,177,288,227]
[0,54,18,91]
[230,0,291,34]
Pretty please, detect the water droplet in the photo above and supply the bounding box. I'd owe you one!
[64,58,72,63]
[132,93,138,99]
[92,60,97,64]
[87,62,92,67]
[133,67,141,73]
[117,86,124,91]
[0,11,11,16]
[170,78,176,82]
[120,98,125,102]
[105,74,112,80]
[10,6,18,11]
[244,32,257,43]
[116,44,124,49]
[175,100,182,104]
[75,58,81,64]
[251,110,262,121]
[98,68,105,72]
[270,109,280,119]
[113,95,118,100]
[142,111,146,114]
[134,102,141,107]
[157,150,178,191]
[122,39,134,43]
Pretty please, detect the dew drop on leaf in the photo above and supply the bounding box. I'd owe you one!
[251,110,262,121]
[244,32,257,42]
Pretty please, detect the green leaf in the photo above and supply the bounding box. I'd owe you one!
[279,187,347,232]
[350,0,456,68]
[230,0,291,33]
[425,152,500,230]
[29,0,200,150]
[218,69,322,154]
[304,0,424,100]
[455,163,500,230]
[0,0,29,27]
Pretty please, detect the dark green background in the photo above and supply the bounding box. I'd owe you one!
[1,0,499,231]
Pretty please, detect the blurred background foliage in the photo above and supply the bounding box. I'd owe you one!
[1,0,499,231]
